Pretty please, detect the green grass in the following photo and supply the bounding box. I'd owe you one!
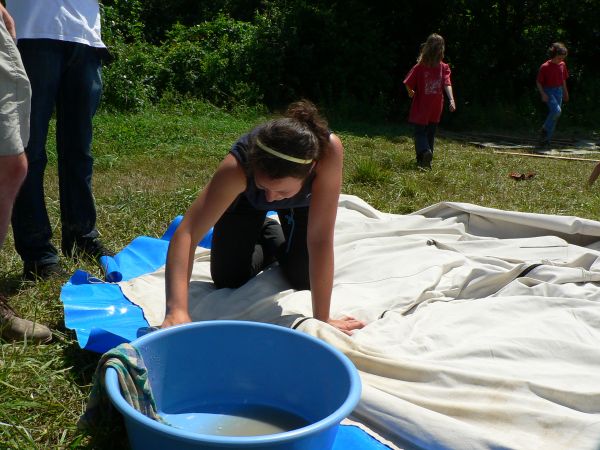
[1,100,599,448]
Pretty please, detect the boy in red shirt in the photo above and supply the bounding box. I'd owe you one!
[536,42,569,146]
[404,33,455,169]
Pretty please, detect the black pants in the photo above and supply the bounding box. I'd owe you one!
[414,123,437,158]
[210,195,310,290]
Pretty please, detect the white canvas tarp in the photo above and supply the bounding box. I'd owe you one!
[119,195,600,450]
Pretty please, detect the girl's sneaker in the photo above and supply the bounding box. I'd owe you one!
[417,150,433,170]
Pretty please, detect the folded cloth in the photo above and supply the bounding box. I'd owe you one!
[79,343,166,428]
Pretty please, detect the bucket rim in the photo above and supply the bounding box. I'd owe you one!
[105,320,361,446]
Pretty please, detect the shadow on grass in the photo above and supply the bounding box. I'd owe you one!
[62,341,101,385]
[0,272,24,297]
[331,118,412,142]
[77,419,130,449]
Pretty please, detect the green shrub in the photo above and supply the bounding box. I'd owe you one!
[102,41,161,111]
[158,17,263,107]
[101,0,144,43]
[96,1,600,131]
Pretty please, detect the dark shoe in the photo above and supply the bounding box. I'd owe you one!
[23,261,66,281]
[0,295,52,343]
[64,237,114,260]
[417,150,433,170]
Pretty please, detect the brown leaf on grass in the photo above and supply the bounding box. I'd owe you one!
[509,171,536,181]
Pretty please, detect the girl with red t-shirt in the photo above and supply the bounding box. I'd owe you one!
[536,42,569,146]
[403,34,455,169]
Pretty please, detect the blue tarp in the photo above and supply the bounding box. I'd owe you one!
[334,425,392,449]
[60,216,212,353]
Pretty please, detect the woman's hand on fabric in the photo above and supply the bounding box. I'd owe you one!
[326,316,366,335]
[160,309,192,329]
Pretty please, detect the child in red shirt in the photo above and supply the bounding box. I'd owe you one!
[536,42,569,146]
[404,33,455,169]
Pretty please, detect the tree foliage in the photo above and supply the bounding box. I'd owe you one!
[99,0,600,128]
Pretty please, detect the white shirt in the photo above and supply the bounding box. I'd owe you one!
[7,0,105,48]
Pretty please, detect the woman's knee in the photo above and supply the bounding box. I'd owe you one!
[211,266,252,289]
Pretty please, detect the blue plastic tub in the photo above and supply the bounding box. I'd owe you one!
[105,320,361,450]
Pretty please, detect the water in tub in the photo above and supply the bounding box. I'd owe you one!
[161,404,310,436]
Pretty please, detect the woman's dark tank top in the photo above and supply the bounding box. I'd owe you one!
[229,131,315,211]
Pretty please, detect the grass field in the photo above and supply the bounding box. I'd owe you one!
[1,101,599,449]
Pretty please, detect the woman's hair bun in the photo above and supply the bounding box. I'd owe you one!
[285,99,329,148]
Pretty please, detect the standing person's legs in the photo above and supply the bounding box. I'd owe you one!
[276,207,310,290]
[543,87,563,142]
[210,195,274,288]
[414,124,433,169]
[11,39,62,275]
[426,123,437,155]
[0,28,52,342]
[0,21,30,248]
[56,42,104,256]
[0,154,27,247]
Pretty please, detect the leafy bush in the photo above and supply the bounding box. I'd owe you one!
[101,0,144,43]
[102,41,161,111]
[158,17,262,107]
[102,14,268,110]
[97,0,600,130]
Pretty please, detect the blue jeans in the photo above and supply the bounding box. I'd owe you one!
[413,123,437,158]
[542,86,563,141]
[11,39,103,265]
